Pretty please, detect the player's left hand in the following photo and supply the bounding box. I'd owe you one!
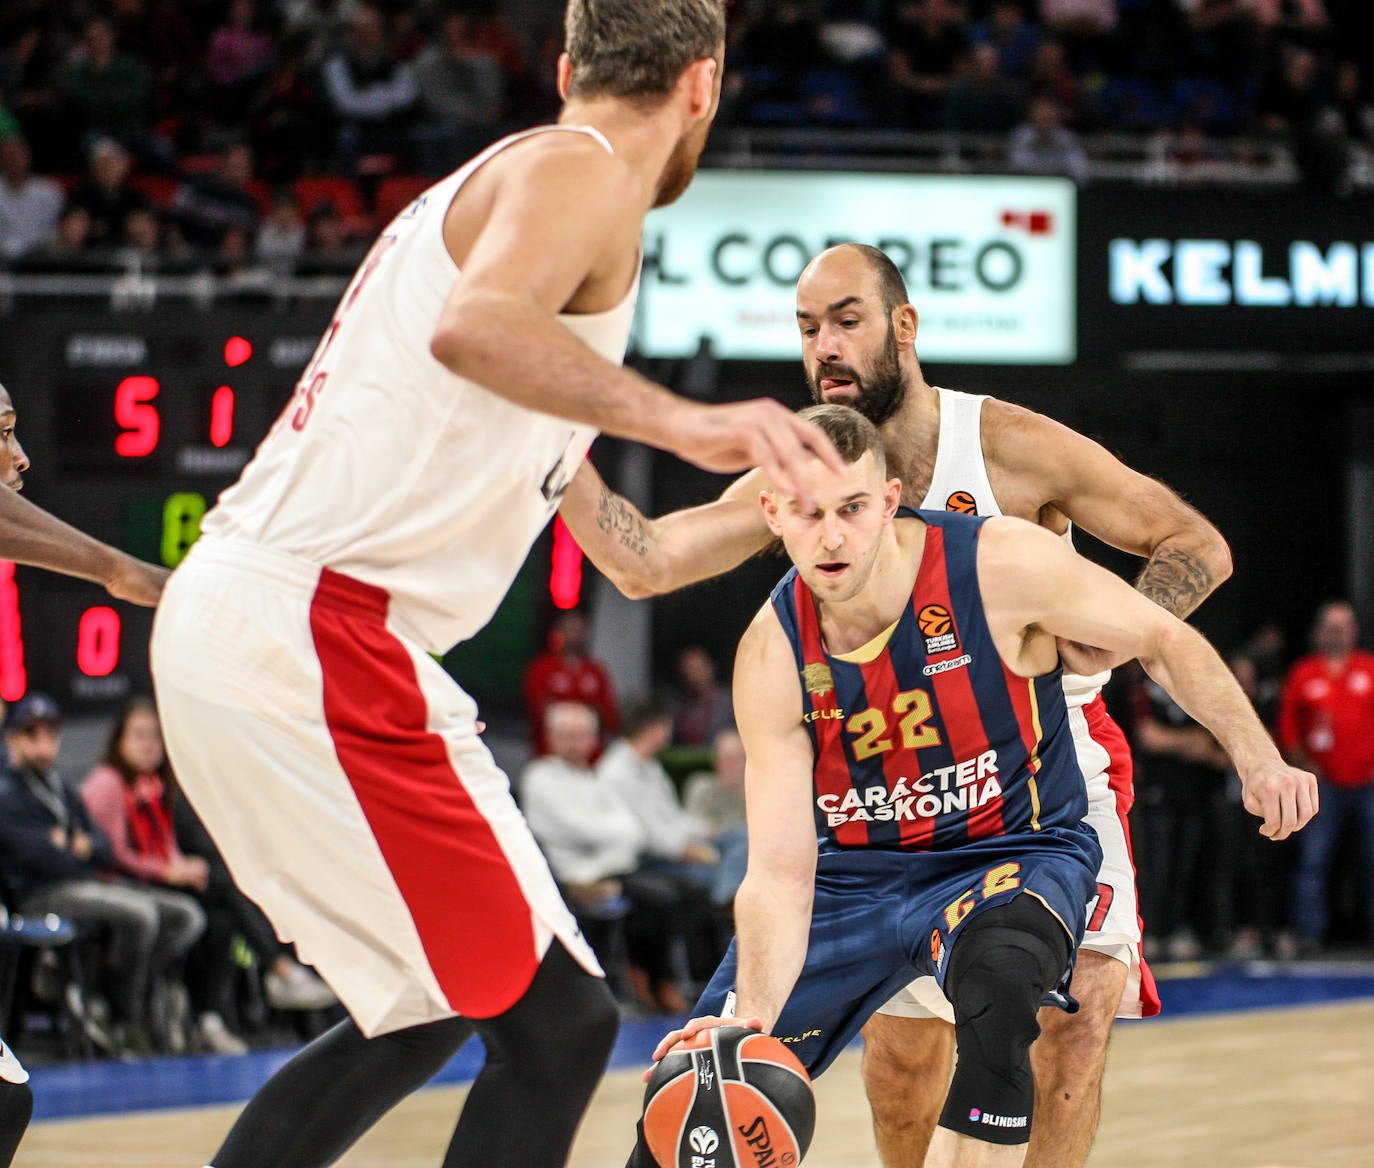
[643,1014,765,1081]
[106,553,171,606]
[1239,758,1319,840]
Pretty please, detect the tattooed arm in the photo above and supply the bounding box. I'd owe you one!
[558,460,774,599]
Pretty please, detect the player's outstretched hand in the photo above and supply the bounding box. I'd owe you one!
[670,399,845,512]
[1239,758,1319,840]
[106,553,171,606]
[643,1014,765,1082]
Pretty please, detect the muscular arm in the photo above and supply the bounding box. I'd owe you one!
[979,519,1316,839]
[729,605,818,1032]
[987,404,1232,619]
[558,461,773,598]
[430,140,841,500]
[0,486,166,605]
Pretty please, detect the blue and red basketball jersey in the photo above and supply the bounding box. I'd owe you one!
[770,508,1090,855]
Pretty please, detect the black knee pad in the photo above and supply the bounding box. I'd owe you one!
[939,895,1072,1146]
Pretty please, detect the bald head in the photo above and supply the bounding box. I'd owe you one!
[800,244,910,317]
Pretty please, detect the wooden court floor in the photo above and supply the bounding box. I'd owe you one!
[18,999,1374,1168]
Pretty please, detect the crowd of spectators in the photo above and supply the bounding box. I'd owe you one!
[0,691,337,1060]
[0,0,1372,270]
[1123,599,1374,964]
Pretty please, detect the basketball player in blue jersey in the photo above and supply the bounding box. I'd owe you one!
[635,404,1313,1168]
[563,242,1232,1168]
[0,379,166,1168]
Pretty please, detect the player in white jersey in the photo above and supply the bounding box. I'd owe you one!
[561,243,1236,1168]
[149,5,844,1168]
[0,379,166,1168]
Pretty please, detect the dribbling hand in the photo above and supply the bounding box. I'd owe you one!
[643,1014,766,1082]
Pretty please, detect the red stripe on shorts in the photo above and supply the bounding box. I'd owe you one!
[309,567,538,1020]
[1084,694,1160,1017]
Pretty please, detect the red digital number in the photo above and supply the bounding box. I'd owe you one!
[114,375,161,457]
[210,385,235,447]
[0,561,26,701]
[76,606,121,678]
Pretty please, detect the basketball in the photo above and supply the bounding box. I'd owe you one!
[641,1026,815,1168]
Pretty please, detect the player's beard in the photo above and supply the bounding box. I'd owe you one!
[654,121,709,208]
[805,322,907,426]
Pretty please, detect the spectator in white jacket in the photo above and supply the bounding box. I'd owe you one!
[521,702,699,1013]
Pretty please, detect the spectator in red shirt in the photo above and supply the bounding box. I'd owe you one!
[1277,600,1374,951]
[523,609,620,757]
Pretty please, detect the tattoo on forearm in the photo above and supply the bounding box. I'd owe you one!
[595,484,649,558]
[1136,546,1214,618]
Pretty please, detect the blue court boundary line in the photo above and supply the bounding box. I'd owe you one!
[27,963,1374,1123]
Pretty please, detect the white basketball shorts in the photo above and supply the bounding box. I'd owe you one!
[151,537,601,1038]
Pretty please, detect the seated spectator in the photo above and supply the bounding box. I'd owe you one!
[972,0,1043,79]
[171,140,262,252]
[523,609,620,758]
[597,698,728,989]
[0,22,68,171]
[60,14,156,162]
[81,697,211,1052]
[1007,94,1091,183]
[1179,0,1261,91]
[521,702,688,1012]
[682,727,750,907]
[68,139,148,247]
[885,0,972,129]
[672,645,733,749]
[321,5,418,172]
[0,137,63,261]
[0,693,204,1056]
[1024,38,1088,127]
[1038,0,1119,70]
[204,0,276,126]
[411,9,505,175]
[297,201,368,271]
[1256,43,1325,134]
[255,188,307,274]
[946,41,1026,132]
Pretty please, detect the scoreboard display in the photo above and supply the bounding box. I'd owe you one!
[0,300,335,709]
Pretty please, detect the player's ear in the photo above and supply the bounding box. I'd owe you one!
[556,52,573,100]
[883,478,902,520]
[892,303,918,349]
[683,55,718,119]
[760,489,784,536]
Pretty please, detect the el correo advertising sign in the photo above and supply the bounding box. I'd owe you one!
[636,172,1077,364]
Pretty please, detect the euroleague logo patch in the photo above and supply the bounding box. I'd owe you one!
[917,604,959,655]
[945,490,978,515]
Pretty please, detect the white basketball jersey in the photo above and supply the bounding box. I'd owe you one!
[202,126,638,653]
[920,387,1110,708]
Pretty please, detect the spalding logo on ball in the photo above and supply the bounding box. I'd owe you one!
[642,1026,816,1167]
